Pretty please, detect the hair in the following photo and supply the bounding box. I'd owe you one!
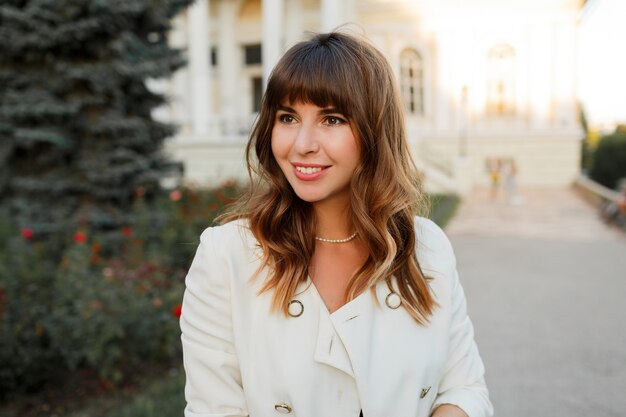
[220,31,437,324]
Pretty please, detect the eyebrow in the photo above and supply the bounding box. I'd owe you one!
[319,107,343,115]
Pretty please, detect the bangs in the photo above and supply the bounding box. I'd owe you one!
[265,40,360,117]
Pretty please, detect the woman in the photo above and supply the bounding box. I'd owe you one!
[180,32,493,417]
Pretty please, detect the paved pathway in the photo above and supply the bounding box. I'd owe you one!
[446,187,626,417]
[446,186,624,241]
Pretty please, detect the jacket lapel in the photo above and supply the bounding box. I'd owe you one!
[313,301,355,377]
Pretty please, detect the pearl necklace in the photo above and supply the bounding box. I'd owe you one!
[314,232,358,243]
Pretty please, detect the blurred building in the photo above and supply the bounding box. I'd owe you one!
[155,0,584,194]
[578,0,626,133]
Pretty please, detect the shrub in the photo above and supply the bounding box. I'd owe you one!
[428,194,461,229]
[589,130,626,190]
[0,234,61,394]
[0,183,243,398]
[101,369,185,417]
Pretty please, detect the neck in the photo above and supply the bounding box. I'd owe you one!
[312,199,354,240]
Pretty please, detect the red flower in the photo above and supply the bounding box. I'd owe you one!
[21,228,34,240]
[172,304,182,318]
[121,226,133,237]
[35,322,44,338]
[169,190,182,202]
[135,186,146,197]
[90,300,104,311]
[73,231,87,244]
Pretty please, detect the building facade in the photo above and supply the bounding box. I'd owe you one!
[156,0,584,194]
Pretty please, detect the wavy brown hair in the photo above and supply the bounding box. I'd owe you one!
[220,31,437,324]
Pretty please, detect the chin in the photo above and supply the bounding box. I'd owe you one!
[293,191,326,203]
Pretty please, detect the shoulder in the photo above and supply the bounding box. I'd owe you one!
[200,218,248,238]
[412,216,457,281]
[199,218,256,253]
[187,219,261,291]
[413,216,453,253]
[194,219,262,274]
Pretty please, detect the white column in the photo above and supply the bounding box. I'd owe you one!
[553,20,577,127]
[188,0,211,137]
[165,14,190,132]
[320,0,346,32]
[262,0,284,86]
[218,1,238,137]
[284,0,303,47]
[435,24,454,132]
[321,0,355,32]
[529,22,553,128]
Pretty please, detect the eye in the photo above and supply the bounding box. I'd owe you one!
[277,113,296,124]
[323,116,346,126]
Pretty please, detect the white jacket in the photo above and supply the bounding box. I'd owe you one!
[180,217,493,417]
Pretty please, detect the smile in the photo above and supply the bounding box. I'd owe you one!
[295,166,322,174]
[292,164,329,181]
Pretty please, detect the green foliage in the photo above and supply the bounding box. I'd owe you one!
[0,183,243,399]
[100,370,185,417]
[589,130,626,190]
[0,0,192,236]
[428,194,461,229]
[0,233,61,392]
[579,104,594,174]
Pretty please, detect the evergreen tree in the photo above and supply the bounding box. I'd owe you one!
[0,0,193,235]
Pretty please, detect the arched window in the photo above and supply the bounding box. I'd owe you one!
[486,44,516,116]
[400,49,425,116]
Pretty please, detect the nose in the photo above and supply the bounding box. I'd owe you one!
[293,124,319,155]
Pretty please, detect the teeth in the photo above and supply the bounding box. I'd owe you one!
[296,166,322,174]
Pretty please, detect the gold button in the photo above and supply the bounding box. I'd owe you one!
[385,292,401,309]
[288,300,303,317]
[274,402,292,413]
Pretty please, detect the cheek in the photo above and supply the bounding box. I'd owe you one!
[337,133,360,169]
[270,132,293,181]
[270,128,287,161]
[270,137,278,160]
[349,139,360,163]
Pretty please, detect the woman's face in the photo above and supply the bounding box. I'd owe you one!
[271,101,359,208]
